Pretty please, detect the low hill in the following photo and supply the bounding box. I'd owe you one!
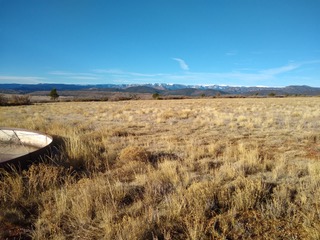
[165,88,224,96]
[124,86,161,94]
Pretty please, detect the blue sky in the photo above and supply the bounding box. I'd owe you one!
[1,0,320,87]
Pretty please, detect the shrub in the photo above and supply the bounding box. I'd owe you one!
[8,95,31,105]
[0,94,7,106]
[152,93,160,100]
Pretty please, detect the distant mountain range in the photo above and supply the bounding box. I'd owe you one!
[1,83,320,96]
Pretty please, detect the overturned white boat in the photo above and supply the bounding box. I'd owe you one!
[0,127,53,169]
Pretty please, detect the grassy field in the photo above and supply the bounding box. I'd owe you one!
[0,97,320,239]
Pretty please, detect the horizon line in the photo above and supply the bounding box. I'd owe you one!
[0,82,319,88]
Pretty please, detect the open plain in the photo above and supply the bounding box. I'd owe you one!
[0,97,320,239]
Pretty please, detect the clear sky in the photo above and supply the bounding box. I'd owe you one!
[1,0,320,87]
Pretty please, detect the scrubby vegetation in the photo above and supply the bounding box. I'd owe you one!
[0,98,319,239]
[0,94,31,106]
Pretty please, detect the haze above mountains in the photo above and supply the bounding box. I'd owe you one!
[1,83,320,96]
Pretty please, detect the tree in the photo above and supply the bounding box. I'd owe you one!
[49,88,59,101]
[268,92,276,97]
[152,93,160,100]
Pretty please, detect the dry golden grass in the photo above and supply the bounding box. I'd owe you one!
[0,97,320,239]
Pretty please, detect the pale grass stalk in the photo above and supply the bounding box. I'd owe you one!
[231,177,264,211]
[215,161,238,184]
[98,206,115,238]
[32,189,68,239]
[236,143,263,175]
[271,154,289,181]
[182,181,216,240]
[0,171,24,203]
[157,160,182,186]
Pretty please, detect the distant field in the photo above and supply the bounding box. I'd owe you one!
[0,98,320,239]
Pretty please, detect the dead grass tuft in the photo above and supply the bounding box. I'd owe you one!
[118,146,151,163]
